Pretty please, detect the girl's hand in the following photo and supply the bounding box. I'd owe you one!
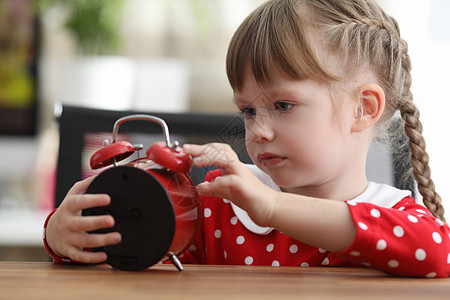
[45,176,122,264]
[183,143,278,227]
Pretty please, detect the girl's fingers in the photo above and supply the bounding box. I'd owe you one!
[66,246,108,264]
[64,193,111,213]
[182,143,207,156]
[183,143,239,172]
[72,232,122,249]
[64,231,121,264]
[196,175,235,200]
[69,214,115,232]
[67,176,97,195]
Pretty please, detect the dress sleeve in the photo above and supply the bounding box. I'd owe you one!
[335,197,450,277]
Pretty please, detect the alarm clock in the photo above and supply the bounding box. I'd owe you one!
[82,115,201,271]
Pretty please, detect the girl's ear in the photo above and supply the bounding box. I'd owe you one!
[351,83,385,133]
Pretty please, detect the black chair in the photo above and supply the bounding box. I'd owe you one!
[54,104,414,208]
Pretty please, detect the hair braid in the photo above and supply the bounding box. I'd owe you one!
[398,91,446,221]
[396,42,446,221]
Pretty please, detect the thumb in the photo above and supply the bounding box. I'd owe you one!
[196,176,233,200]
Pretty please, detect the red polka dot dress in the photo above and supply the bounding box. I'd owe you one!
[179,165,450,278]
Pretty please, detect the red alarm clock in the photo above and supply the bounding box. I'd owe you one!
[82,115,201,271]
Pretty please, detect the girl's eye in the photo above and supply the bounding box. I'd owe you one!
[241,107,256,117]
[275,102,293,112]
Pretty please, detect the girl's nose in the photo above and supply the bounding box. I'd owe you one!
[246,115,275,143]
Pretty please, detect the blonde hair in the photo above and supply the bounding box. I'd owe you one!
[226,0,445,221]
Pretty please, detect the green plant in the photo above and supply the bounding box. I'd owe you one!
[34,0,124,55]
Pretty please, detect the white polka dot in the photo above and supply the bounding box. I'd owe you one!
[236,236,245,245]
[289,244,299,254]
[358,222,368,230]
[388,260,399,268]
[415,249,427,261]
[370,208,381,218]
[318,248,327,253]
[266,243,274,252]
[407,215,419,223]
[245,256,253,265]
[321,257,329,266]
[447,253,450,264]
[189,244,197,252]
[230,216,238,225]
[224,251,227,259]
[376,239,387,251]
[426,272,437,278]
[347,201,357,206]
[300,262,309,267]
[350,251,360,257]
[435,218,445,227]
[214,229,222,239]
[204,208,212,218]
[223,199,230,204]
[393,226,404,237]
[432,232,442,244]
[361,262,371,267]
[398,206,406,211]
[272,260,280,267]
[416,209,427,214]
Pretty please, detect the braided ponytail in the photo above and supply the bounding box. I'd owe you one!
[388,18,446,221]
[396,65,446,220]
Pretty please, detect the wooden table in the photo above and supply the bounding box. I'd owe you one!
[1,262,449,300]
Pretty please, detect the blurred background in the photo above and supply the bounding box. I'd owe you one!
[0,0,449,261]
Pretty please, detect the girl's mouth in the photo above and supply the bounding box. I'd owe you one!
[257,153,286,167]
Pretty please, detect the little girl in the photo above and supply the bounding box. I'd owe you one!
[44,0,450,277]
